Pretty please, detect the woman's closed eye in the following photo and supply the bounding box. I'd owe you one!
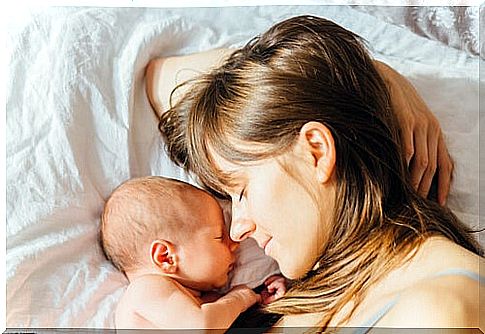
[238,187,246,202]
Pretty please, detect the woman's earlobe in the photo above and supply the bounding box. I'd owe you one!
[299,121,336,184]
[150,240,178,274]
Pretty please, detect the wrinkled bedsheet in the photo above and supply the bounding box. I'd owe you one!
[352,6,483,57]
[6,5,482,328]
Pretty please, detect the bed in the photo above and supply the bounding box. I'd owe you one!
[6,4,482,329]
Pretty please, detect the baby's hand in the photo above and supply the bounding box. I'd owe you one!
[228,285,261,309]
[260,275,287,305]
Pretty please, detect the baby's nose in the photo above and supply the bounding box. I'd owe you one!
[228,239,239,253]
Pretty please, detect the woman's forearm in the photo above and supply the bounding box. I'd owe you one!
[146,48,233,116]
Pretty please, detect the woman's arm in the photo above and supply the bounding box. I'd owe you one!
[374,61,453,206]
[145,48,233,118]
[146,50,452,204]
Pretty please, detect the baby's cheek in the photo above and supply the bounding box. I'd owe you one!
[222,247,233,264]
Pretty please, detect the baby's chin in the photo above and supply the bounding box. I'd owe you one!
[195,276,228,292]
[212,273,232,290]
[200,268,234,292]
[214,277,230,289]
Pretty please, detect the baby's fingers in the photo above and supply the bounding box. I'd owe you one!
[261,292,279,305]
[267,281,284,294]
[264,275,281,286]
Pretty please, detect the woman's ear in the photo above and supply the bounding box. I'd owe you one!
[150,239,178,274]
[297,121,336,184]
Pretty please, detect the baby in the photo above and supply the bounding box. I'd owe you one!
[100,176,286,329]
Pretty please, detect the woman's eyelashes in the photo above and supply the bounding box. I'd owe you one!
[238,188,246,202]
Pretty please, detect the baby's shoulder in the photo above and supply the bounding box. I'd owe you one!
[124,275,178,302]
[115,275,180,328]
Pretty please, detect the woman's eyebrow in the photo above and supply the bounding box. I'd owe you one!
[218,168,246,190]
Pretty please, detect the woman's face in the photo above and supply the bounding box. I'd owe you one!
[215,154,335,279]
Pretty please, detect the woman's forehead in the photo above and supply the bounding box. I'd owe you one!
[207,144,245,178]
[204,140,278,193]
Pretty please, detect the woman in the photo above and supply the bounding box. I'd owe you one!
[149,15,483,331]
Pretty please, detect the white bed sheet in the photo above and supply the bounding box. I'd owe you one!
[6,5,481,328]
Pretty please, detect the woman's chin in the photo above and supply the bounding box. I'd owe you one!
[279,261,314,280]
[266,242,311,279]
[278,264,299,280]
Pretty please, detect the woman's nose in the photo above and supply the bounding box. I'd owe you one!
[230,199,256,242]
[230,211,256,243]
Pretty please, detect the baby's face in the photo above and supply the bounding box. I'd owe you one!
[177,194,238,291]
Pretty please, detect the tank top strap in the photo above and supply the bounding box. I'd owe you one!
[348,268,484,334]
[430,268,485,285]
[345,294,401,334]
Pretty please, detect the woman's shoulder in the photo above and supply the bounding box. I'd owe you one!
[372,237,484,328]
[376,236,484,328]
[378,272,483,328]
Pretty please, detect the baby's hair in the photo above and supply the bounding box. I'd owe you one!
[100,176,200,274]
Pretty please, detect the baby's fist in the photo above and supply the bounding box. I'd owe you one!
[261,275,287,305]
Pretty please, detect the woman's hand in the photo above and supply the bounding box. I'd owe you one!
[260,275,287,305]
[374,61,453,206]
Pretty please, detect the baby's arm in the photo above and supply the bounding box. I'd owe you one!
[133,278,260,330]
[200,285,261,328]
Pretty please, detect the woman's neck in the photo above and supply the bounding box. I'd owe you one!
[278,236,476,328]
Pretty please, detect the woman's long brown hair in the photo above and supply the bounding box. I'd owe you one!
[158,15,482,329]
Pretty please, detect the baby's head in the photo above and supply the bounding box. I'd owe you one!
[100,176,238,291]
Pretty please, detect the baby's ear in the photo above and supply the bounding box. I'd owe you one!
[150,239,177,274]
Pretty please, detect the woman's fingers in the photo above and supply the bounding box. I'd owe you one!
[436,134,453,206]
[391,86,416,167]
[417,118,439,197]
[377,60,452,204]
[400,116,415,167]
[409,123,429,192]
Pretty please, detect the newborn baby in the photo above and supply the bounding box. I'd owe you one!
[100,176,286,329]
